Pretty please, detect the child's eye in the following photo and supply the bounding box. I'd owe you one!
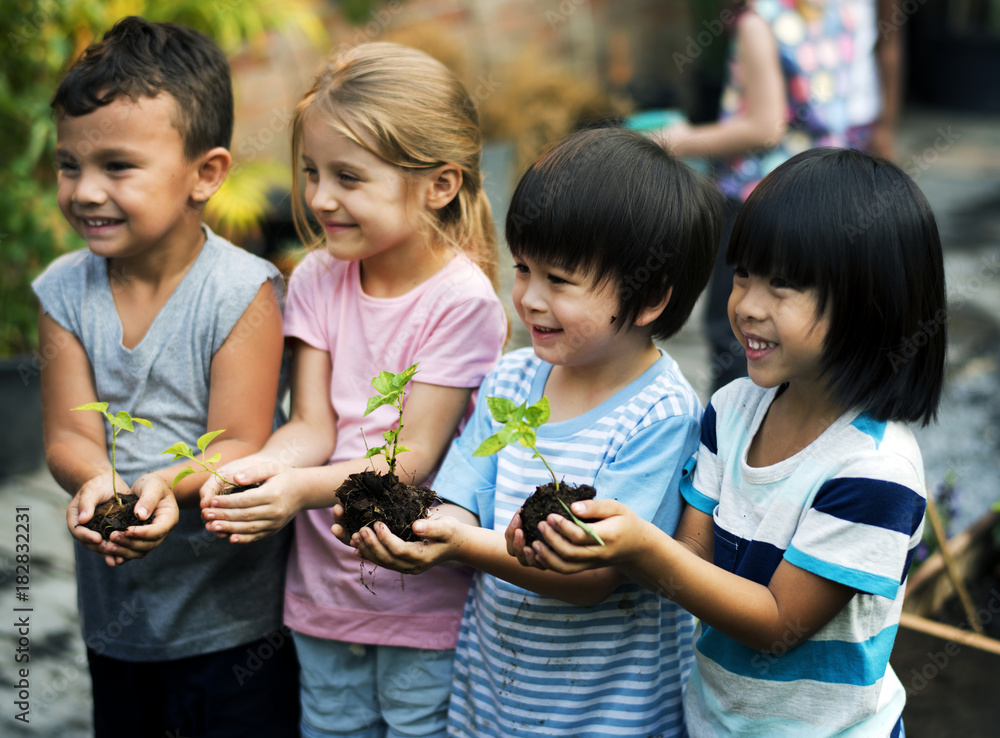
[339,171,361,185]
[302,165,318,181]
[105,161,133,172]
[733,266,749,279]
[513,262,529,275]
[56,160,79,174]
[547,273,568,285]
[770,276,798,290]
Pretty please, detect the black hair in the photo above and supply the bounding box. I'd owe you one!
[505,126,724,340]
[51,16,233,158]
[727,147,946,426]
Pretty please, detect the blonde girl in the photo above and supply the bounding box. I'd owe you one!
[201,43,507,738]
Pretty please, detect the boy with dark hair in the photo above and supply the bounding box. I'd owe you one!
[336,126,725,736]
[35,16,298,737]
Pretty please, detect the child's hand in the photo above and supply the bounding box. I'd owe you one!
[199,451,289,509]
[202,468,302,544]
[340,509,469,575]
[66,472,178,567]
[525,498,646,574]
[107,474,179,560]
[504,509,533,566]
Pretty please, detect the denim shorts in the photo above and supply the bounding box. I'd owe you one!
[293,631,455,738]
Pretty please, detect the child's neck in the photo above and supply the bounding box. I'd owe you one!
[359,242,455,299]
[747,380,846,467]
[107,226,207,349]
[544,340,661,423]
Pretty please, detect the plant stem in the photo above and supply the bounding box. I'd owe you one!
[110,428,122,505]
[530,442,559,489]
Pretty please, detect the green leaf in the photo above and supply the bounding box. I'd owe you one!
[161,442,194,459]
[365,392,400,416]
[557,497,606,547]
[207,453,221,464]
[473,433,507,457]
[364,447,384,459]
[485,396,518,423]
[197,429,227,452]
[371,370,395,395]
[396,445,411,454]
[511,429,537,448]
[132,417,153,430]
[72,402,109,413]
[171,467,197,488]
[388,363,419,391]
[112,411,135,432]
[382,429,397,444]
[524,397,551,427]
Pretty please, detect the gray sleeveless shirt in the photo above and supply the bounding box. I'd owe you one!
[33,227,291,661]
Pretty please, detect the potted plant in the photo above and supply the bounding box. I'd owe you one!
[70,402,154,540]
[336,364,439,542]
[474,396,605,546]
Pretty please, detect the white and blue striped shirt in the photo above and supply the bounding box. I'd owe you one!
[681,379,925,737]
[435,348,701,737]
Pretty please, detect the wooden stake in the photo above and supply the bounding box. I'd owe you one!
[925,491,984,634]
[898,612,1000,657]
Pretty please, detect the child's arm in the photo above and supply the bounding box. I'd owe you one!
[39,312,178,566]
[656,11,787,158]
[203,360,474,544]
[531,499,854,651]
[344,504,624,607]
[151,282,284,507]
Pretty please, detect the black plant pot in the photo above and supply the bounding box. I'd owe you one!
[0,355,46,477]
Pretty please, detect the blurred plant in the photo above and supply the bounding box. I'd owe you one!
[0,0,325,356]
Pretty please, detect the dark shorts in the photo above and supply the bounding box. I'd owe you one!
[88,630,299,738]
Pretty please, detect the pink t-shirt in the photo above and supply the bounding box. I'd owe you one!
[282,249,507,649]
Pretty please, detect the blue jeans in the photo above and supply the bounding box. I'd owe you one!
[293,631,455,738]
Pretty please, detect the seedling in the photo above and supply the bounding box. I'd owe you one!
[362,363,419,476]
[71,402,153,505]
[161,429,230,489]
[473,396,605,546]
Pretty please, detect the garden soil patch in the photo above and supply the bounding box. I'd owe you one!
[520,482,596,545]
[82,493,151,540]
[336,470,437,542]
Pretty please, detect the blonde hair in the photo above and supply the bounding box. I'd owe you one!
[291,42,498,286]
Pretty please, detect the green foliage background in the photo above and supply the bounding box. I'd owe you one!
[0,0,339,356]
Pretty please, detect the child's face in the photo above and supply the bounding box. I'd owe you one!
[301,115,431,269]
[728,268,830,390]
[56,94,204,261]
[512,254,628,369]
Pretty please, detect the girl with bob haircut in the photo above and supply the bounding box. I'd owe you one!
[200,42,507,738]
[516,147,946,737]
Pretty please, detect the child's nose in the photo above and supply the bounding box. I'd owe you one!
[71,170,107,206]
[309,179,340,214]
[519,278,547,313]
[732,281,766,321]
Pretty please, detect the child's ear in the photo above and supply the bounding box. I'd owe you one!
[424,164,463,211]
[634,287,673,328]
[190,147,233,203]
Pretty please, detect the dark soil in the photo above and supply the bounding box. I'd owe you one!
[222,481,262,495]
[336,470,438,542]
[82,493,151,541]
[520,481,597,545]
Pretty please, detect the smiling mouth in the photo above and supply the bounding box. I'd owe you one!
[746,337,777,350]
[80,217,124,228]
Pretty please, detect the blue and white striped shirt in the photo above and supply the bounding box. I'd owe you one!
[435,348,701,737]
[681,379,925,737]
